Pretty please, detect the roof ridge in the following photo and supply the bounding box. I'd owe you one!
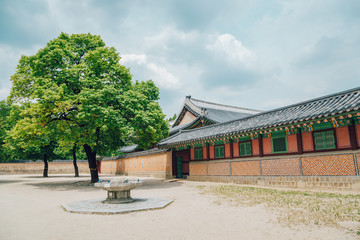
[163,86,360,137]
[190,97,261,112]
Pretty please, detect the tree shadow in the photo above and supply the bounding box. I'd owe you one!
[0,180,23,185]
[137,179,184,190]
[22,175,87,179]
[26,180,100,192]
[26,178,184,192]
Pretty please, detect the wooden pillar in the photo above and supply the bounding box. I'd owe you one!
[188,146,191,161]
[172,150,176,177]
[297,128,303,154]
[348,119,358,150]
[230,139,234,159]
[259,134,263,157]
[207,143,210,160]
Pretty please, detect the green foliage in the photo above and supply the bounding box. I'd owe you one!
[8,32,169,160]
[0,101,13,162]
[166,113,177,122]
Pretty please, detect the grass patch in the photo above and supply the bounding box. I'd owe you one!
[198,185,360,229]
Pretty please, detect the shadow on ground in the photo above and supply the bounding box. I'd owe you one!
[0,180,23,185]
[25,178,183,192]
[22,175,86,179]
[137,179,184,190]
[26,180,100,192]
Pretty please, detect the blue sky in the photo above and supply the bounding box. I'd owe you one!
[0,0,359,117]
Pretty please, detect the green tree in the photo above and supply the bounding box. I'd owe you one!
[8,33,169,182]
[5,110,58,177]
[0,100,12,162]
[166,113,177,122]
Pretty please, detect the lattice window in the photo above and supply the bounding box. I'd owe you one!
[194,148,203,160]
[240,142,252,156]
[214,145,224,158]
[314,130,335,150]
[271,132,288,153]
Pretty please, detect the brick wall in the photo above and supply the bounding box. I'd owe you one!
[0,162,89,175]
[188,150,360,190]
[101,151,172,179]
[189,163,207,175]
[207,162,230,176]
[301,154,356,176]
[231,161,260,176]
[262,158,301,176]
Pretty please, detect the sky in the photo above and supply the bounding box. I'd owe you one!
[0,0,359,117]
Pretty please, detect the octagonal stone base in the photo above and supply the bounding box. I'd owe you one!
[62,198,173,214]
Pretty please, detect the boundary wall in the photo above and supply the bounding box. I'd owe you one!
[101,149,172,179]
[0,160,89,175]
[188,150,360,191]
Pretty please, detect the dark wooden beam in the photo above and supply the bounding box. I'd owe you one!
[297,128,303,154]
[348,119,358,150]
[259,134,263,157]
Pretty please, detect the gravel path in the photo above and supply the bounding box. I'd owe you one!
[0,174,356,240]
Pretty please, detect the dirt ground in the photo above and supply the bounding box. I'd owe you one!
[0,174,357,240]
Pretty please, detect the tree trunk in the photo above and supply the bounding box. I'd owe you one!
[72,145,79,177]
[43,154,48,177]
[83,144,99,183]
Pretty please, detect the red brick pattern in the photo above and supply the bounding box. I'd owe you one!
[208,162,230,176]
[231,161,261,176]
[262,158,301,176]
[189,164,207,175]
[336,126,351,148]
[357,153,360,174]
[302,154,356,176]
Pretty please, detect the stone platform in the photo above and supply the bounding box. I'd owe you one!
[62,198,173,214]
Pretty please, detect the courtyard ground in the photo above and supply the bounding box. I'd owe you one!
[0,174,359,240]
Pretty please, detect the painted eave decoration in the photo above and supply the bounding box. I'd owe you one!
[159,87,360,150]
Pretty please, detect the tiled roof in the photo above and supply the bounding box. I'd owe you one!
[118,144,138,153]
[160,87,360,147]
[171,96,261,130]
[205,107,252,123]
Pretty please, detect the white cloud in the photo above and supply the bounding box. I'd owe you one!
[120,54,181,89]
[121,54,147,65]
[206,34,256,68]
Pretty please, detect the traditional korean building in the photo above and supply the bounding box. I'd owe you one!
[158,87,360,190]
[102,87,360,190]
[169,96,261,136]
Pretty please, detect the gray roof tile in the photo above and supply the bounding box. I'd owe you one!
[160,87,360,147]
